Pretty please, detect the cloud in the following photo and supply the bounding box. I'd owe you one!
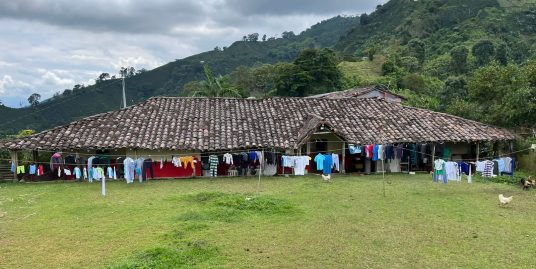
[0,75,31,95]
[0,0,387,107]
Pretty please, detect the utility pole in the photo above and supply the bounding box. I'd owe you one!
[122,75,127,109]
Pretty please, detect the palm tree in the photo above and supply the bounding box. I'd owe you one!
[191,63,242,98]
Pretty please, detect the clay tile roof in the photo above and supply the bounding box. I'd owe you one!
[1,96,515,151]
[307,85,407,100]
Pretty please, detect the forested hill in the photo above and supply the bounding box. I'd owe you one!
[1,0,536,135]
[0,16,359,134]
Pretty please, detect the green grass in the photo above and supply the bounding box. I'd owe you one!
[338,56,386,86]
[1,174,536,268]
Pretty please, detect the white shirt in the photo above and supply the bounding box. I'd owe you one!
[294,156,309,175]
[434,159,445,171]
[223,153,233,165]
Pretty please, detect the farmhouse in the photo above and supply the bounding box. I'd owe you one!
[0,94,515,181]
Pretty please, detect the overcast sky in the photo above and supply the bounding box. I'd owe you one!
[0,0,386,107]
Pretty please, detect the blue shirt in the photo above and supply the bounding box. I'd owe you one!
[323,154,333,174]
[372,145,379,161]
[314,153,325,170]
[496,159,505,172]
[248,151,258,162]
[29,165,37,175]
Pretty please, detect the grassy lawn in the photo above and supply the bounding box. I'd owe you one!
[1,174,536,268]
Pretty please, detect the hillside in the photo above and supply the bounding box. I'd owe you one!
[1,0,536,135]
[0,15,359,135]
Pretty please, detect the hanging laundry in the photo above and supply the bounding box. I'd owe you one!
[384,144,394,160]
[172,156,182,167]
[460,162,470,175]
[142,159,154,181]
[83,167,88,180]
[29,164,37,175]
[248,151,258,163]
[113,167,117,180]
[445,162,460,181]
[378,144,384,161]
[209,155,219,177]
[255,151,263,165]
[314,153,325,171]
[282,156,294,168]
[160,159,164,169]
[264,151,276,165]
[74,167,82,180]
[223,153,233,165]
[88,156,96,180]
[366,144,374,159]
[372,145,379,161]
[475,161,486,172]
[410,144,417,165]
[10,162,15,173]
[294,156,309,176]
[323,154,333,175]
[332,153,340,171]
[37,165,44,176]
[394,145,404,160]
[107,166,114,179]
[16,165,25,174]
[482,160,494,178]
[123,157,135,183]
[433,159,447,184]
[503,157,513,173]
[181,156,195,169]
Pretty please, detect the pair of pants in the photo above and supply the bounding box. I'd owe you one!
[142,160,154,180]
[181,157,195,169]
[210,165,217,177]
[433,171,447,184]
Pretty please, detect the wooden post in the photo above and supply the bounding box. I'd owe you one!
[431,144,436,165]
[476,142,480,161]
[9,150,18,182]
[341,142,346,174]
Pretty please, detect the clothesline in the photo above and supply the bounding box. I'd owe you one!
[2,145,532,164]
[0,140,517,158]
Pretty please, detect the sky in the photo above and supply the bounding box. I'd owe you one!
[0,0,386,108]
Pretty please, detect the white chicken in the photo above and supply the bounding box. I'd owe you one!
[322,174,331,182]
[498,194,513,205]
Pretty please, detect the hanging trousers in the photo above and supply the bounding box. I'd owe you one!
[142,159,154,180]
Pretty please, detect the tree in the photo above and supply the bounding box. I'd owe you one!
[136,69,147,75]
[27,93,41,106]
[190,63,242,98]
[275,48,341,96]
[398,56,420,73]
[439,76,467,110]
[360,13,371,25]
[367,47,377,61]
[495,43,508,66]
[247,33,259,42]
[281,31,295,39]
[472,40,495,66]
[467,62,535,127]
[128,67,136,77]
[450,46,469,74]
[408,39,426,63]
[98,72,110,82]
[262,34,267,42]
